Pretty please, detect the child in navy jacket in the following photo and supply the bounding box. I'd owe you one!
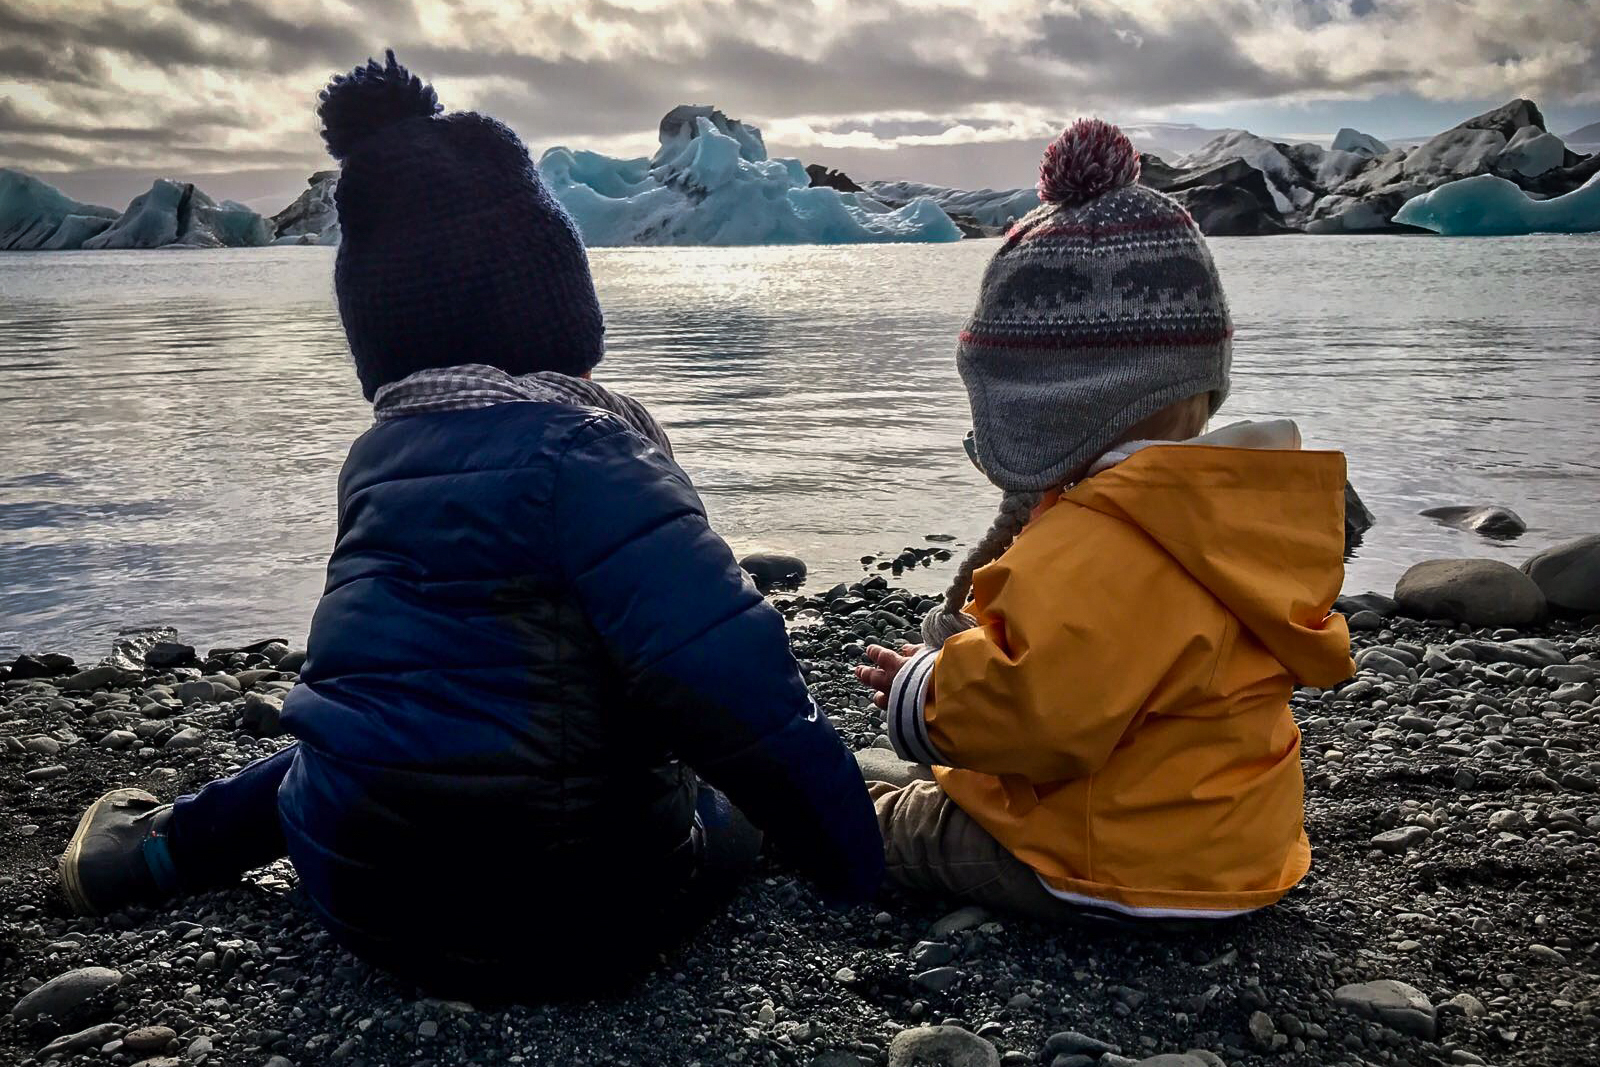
[59,52,882,998]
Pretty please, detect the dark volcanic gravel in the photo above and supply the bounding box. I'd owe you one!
[3,566,1599,1067]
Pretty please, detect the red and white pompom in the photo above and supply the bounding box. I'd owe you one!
[1037,118,1140,206]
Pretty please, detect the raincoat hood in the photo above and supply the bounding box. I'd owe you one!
[1064,419,1353,687]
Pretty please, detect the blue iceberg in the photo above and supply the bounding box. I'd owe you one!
[0,168,119,250]
[1393,170,1600,235]
[539,106,961,246]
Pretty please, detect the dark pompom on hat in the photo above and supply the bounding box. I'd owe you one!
[320,50,604,400]
[318,50,441,161]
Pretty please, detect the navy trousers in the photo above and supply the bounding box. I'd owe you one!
[167,744,295,890]
[164,742,763,995]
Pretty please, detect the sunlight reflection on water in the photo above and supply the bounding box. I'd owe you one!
[2,236,1598,656]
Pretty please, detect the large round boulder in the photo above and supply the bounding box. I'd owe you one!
[1522,534,1600,614]
[1394,558,1546,627]
[738,552,807,593]
[888,1026,999,1067]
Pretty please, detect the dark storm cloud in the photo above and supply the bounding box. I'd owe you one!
[0,137,100,168]
[0,98,172,142]
[0,0,371,78]
[0,0,223,70]
[0,96,248,152]
[173,0,371,72]
[408,11,1054,147]
[1028,7,1400,106]
[0,42,106,86]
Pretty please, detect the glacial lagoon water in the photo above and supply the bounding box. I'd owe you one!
[2,236,1599,658]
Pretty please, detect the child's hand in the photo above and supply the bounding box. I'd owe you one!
[854,644,924,710]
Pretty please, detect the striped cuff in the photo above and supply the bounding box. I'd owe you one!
[886,647,944,766]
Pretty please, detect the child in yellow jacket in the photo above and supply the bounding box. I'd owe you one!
[856,119,1355,922]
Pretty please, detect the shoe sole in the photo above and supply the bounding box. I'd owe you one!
[59,787,160,916]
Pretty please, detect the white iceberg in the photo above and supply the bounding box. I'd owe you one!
[271,170,340,244]
[83,179,273,250]
[0,168,118,250]
[1304,146,1374,189]
[1393,170,1600,235]
[1401,127,1507,182]
[1331,128,1390,157]
[1498,126,1567,177]
[539,106,961,246]
[1304,192,1409,234]
[864,180,1039,230]
[1178,132,1322,216]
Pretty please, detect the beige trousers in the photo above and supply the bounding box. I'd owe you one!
[859,751,1219,931]
[859,751,1074,923]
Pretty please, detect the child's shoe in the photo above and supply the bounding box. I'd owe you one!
[60,789,180,915]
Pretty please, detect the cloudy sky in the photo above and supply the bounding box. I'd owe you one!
[2,0,1597,210]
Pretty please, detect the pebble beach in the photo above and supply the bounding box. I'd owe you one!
[3,537,1599,1067]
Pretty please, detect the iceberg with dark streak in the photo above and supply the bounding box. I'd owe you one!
[84,179,273,250]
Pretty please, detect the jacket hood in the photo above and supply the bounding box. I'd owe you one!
[1063,420,1354,687]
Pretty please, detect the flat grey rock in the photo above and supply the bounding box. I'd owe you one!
[10,966,123,1027]
[1333,979,1437,1039]
[929,905,990,938]
[1370,826,1429,854]
[36,1023,124,1058]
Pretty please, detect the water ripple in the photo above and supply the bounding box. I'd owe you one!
[2,238,1598,657]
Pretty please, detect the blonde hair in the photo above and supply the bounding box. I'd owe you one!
[921,392,1214,648]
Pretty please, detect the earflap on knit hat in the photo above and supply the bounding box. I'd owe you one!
[319,49,442,162]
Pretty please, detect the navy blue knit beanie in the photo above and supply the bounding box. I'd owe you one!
[319,51,604,400]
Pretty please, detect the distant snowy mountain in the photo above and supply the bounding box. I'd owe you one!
[1116,122,1241,161]
[1565,120,1600,149]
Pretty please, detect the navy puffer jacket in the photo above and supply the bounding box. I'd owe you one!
[278,401,882,972]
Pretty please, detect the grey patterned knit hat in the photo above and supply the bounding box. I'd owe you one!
[923,118,1233,648]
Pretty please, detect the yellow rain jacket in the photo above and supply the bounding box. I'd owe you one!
[886,422,1354,917]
